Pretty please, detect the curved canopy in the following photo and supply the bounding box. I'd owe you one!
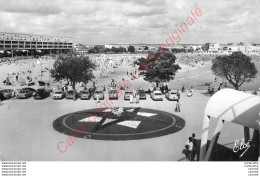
[204,88,260,130]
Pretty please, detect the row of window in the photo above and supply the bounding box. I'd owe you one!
[0,45,73,49]
[0,41,72,45]
[0,34,71,43]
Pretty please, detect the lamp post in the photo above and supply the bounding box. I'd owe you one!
[40,62,42,82]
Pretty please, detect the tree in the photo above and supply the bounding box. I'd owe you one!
[88,48,96,53]
[144,46,149,50]
[134,50,181,87]
[171,48,186,53]
[201,43,209,51]
[128,45,135,53]
[104,48,111,53]
[50,54,96,90]
[211,51,257,90]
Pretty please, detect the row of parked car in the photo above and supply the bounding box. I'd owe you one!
[0,87,50,100]
[0,87,180,101]
[53,90,92,100]
[150,90,179,101]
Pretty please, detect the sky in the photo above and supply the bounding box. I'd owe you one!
[0,0,260,45]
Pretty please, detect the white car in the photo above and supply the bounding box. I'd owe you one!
[166,91,179,101]
[53,91,65,99]
[150,91,163,101]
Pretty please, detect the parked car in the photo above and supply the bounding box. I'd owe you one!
[124,90,133,100]
[137,89,146,100]
[109,88,118,100]
[17,89,33,99]
[165,90,179,101]
[93,90,104,100]
[66,90,78,99]
[150,91,163,101]
[22,87,36,96]
[34,88,50,99]
[28,81,35,86]
[0,89,14,100]
[38,81,45,86]
[22,87,36,92]
[80,90,91,100]
[53,91,66,100]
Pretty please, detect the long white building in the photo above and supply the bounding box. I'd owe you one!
[0,32,73,51]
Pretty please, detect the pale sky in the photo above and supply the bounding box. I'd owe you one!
[0,0,260,45]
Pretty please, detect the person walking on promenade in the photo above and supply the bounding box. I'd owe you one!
[136,93,140,103]
[177,90,180,100]
[130,94,134,103]
[96,94,100,103]
[191,133,197,161]
[181,86,185,92]
[175,100,180,112]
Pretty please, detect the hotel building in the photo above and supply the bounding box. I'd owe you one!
[0,32,73,55]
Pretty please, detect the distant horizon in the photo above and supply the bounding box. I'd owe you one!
[0,30,259,46]
[0,0,260,45]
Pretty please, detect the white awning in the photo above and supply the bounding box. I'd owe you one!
[204,88,260,130]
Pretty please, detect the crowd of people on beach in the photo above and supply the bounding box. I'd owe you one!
[176,53,213,71]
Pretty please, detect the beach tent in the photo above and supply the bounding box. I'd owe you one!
[200,88,260,161]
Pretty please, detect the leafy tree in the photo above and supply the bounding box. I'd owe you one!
[111,47,118,53]
[50,54,96,90]
[128,45,135,53]
[195,48,201,52]
[104,48,111,53]
[201,43,209,51]
[93,46,100,53]
[134,50,181,87]
[144,46,149,50]
[119,46,126,53]
[171,48,186,53]
[211,51,257,90]
[88,48,96,53]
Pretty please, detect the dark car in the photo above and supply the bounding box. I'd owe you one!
[80,90,91,100]
[22,87,36,92]
[17,89,33,99]
[137,89,146,100]
[22,87,37,96]
[28,81,35,86]
[66,90,78,99]
[34,89,50,99]
[109,88,118,100]
[0,89,14,100]
[38,81,45,86]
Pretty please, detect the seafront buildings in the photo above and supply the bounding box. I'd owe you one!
[0,32,73,56]
[76,43,260,55]
[0,32,260,56]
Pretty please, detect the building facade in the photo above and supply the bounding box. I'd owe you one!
[0,32,73,53]
[208,43,220,52]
